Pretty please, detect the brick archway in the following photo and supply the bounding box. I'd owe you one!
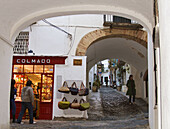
[76,28,147,56]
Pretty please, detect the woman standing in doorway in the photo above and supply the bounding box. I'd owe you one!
[126,75,136,104]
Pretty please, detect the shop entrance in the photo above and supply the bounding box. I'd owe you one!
[12,56,67,120]
[13,65,54,120]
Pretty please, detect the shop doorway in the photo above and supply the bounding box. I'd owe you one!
[12,65,54,120]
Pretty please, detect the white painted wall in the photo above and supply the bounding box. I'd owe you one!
[88,58,147,98]
[101,72,110,86]
[86,38,147,73]
[155,48,161,129]
[88,68,93,86]
[147,32,156,129]
[89,67,95,88]
[29,26,69,55]
[0,39,13,129]
[101,60,110,85]
[38,15,103,27]
[131,66,146,98]
[0,1,155,128]
[28,15,103,56]
[88,64,97,86]
[53,56,87,118]
[159,0,170,128]
[4,0,153,42]
[15,14,150,125]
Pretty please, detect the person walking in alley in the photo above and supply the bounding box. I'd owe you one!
[17,80,35,124]
[126,75,136,104]
[10,79,17,123]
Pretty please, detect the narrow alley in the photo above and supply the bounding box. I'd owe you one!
[88,86,148,121]
[10,86,149,129]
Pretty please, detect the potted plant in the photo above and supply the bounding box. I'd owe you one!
[92,80,100,92]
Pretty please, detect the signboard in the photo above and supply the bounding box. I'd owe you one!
[13,56,67,65]
[73,59,82,66]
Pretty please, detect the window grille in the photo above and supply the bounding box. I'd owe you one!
[13,32,29,54]
[104,15,131,23]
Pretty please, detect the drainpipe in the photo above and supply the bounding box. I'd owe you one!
[153,0,159,107]
[154,48,158,106]
[153,0,161,129]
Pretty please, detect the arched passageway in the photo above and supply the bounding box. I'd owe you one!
[82,29,149,127]
[76,26,151,128]
[0,1,155,129]
[83,32,148,96]
[76,28,147,56]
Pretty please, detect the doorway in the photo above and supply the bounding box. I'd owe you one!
[12,64,54,120]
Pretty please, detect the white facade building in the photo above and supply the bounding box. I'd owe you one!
[12,15,148,120]
[12,14,149,120]
[0,1,167,128]
[12,15,104,120]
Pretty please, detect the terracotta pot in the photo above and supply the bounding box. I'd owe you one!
[117,86,121,91]
[92,86,98,92]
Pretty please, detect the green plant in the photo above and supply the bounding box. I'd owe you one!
[92,81,99,92]
[93,76,100,87]
[93,81,100,87]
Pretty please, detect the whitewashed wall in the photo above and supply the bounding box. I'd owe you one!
[29,26,69,55]
[53,56,87,119]
[0,39,13,129]
[159,1,170,128]
[21,14,149,120]
[101,60,110,85]
[131,66,146,99]
[89,67,95,88]
[101,72,110,86]
[147,32,155,129]
[28,15,103,56]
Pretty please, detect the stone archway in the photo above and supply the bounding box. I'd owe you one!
[76,28,147,56]
[76,28,148,122]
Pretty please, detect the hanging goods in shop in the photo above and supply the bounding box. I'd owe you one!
[79,82,89,96]
[70,98,80,109]
[69,82,79,95]
[58,81,70,93]
[79,99,90,111]
[58,97,70,109]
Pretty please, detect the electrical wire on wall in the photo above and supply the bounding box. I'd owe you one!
[67,27,77,55]
[42,19,78,55]
[42,19,106,55]
[42,19,72,40]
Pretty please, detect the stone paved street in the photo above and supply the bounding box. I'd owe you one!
[88,87,148,121]
[10,86,149,129]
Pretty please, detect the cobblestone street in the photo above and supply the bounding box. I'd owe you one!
[10,86,149,129]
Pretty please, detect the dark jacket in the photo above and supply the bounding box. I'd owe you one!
[10,86,17,100]
[126,80,136,95]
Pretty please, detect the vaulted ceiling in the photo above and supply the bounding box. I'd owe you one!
[0,0,153,42]
[86,38,147,72]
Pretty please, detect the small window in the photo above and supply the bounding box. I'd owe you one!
[24,65,33,73]
[34,65,43,73]
[44,65,53,73]
[13,65,23,73]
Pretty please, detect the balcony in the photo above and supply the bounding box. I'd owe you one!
[103,15,143,30]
